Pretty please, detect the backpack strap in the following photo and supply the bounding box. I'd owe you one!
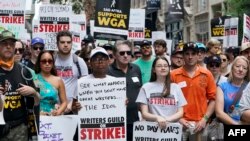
[54,53,82,79]
[72,54,82,79]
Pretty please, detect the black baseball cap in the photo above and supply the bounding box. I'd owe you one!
[140,40,151,47]
[206,55,221,65]
[82,34,94,43]
[183,42,198,52]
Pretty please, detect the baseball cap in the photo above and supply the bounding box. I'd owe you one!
[172,47,183,55]
[31,37,44,46]
[206,55,221,65]
[183,42,198,52]
[241,42,250,52]
[140,40,151,47]
[0,30,17,42]
[82,34,94,43]
[103,43,113,50]
[90,47,109,59]
[196,42,207,51]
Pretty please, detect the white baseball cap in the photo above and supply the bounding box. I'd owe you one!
[90,47,109,59]
[241,42,250,52]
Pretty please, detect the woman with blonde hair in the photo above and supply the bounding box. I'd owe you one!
[215,56,250,125]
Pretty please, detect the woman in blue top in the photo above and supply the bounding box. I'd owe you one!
[216,56,250,124]
[35,50,67,116]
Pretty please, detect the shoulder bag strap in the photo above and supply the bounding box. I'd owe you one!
[229,81,249,113]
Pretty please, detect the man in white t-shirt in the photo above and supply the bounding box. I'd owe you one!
[54,30,88,114]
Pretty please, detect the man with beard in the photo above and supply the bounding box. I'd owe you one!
[54,30,88,114]
[133,40,155,84]
[171,47,184,70]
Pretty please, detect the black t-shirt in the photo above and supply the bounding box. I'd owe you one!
[0,63,31,121]
[108,62,142,124]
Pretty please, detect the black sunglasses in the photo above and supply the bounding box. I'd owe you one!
[40,59,53,65]
[209,63,220,68]
[15,48,24,54]
[33,46,44,51]
[119,51,132,56]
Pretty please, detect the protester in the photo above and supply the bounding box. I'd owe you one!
[136,56,187,129]
[103,43,114,65]
[153,39,170,63]
[108,40,142,141]
[216,56,250,125]
[171,44,184,70]
[240,42,250,60]
[14,40,25,63]
[206,55,227,85]
[79,42,94,74]
[206,39,221,56]
[0,30,40,140]
[132,45,142,61]
[196,42,207,68]
[239,83,250,123]
[220,53,231,77]
[134,40,155,84]
[35,50,67,116]
[54,30,88,114]
[171,42,216,141]
[26,37,45,69]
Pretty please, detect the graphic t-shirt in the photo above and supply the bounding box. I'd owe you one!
[55,53,88,102]
[136,82,187,117]
[0,64,27,121]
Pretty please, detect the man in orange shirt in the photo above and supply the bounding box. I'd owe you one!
[171,42,216,141]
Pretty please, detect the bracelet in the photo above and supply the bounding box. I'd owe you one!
[203,115,209,121]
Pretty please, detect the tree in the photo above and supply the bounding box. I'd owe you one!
[225,0,250,45]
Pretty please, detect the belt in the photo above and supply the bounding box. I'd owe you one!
[6,118,26,129]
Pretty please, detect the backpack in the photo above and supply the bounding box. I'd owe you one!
[55,53,82,79]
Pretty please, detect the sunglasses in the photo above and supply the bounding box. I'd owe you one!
[40,59,53,65]
[15,48,24,54]
[33,46,44,51]
[141,46,151,50]
[209,63,220,68]
[119,51,132,56]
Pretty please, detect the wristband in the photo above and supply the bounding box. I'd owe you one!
[203,115,209,121]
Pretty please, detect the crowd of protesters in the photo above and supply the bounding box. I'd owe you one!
[1,29,250,141]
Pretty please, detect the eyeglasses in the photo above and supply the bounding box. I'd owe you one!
[91,57,108,63]
[119,51,132,56]
[15,48,24,54]
[141,46,151,50]
[40,59,53,65]
[33,46,44,51]
[208,63,220,68]
[156,65,169,68]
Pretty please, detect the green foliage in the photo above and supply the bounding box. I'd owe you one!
[226,0,250,17]
[225,0,250,45]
